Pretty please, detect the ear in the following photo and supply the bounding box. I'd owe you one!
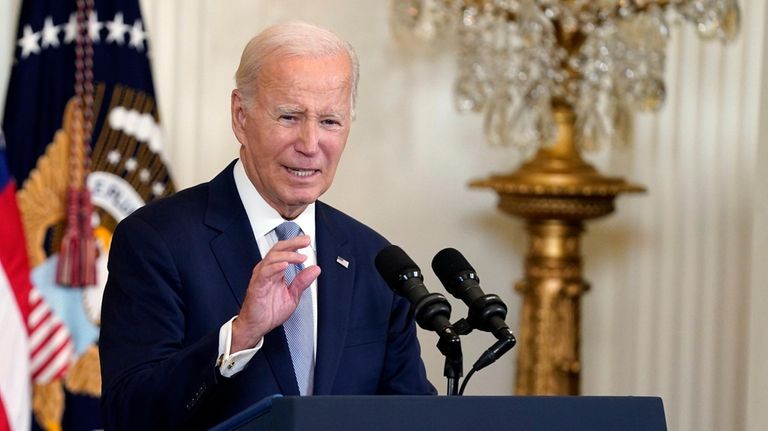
[231,89,248,145]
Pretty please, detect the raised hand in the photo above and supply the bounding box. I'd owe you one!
[231,235,321,352]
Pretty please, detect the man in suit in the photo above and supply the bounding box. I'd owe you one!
[99,21,435,430]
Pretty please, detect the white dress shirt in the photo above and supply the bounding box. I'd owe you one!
[217,159,318,378]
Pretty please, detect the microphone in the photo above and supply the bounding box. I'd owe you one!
[431,248,515,342]
[375,244,463,395]
[432,248,516,388]
[375,245,455,338]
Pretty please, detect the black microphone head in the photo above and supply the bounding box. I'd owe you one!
[375,245,422,292]
[375,245,457,335]
[431,247,477,293]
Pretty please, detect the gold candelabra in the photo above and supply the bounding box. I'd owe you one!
[392,0,739,395]
[471,105,643,394]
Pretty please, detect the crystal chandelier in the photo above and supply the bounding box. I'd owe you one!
[391,0,740,150]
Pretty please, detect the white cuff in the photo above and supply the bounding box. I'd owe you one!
[217,316,263,378]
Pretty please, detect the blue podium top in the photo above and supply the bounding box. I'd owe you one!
[211,395,667,431]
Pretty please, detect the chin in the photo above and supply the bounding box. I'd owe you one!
[283,192,321,207]
[291,185,325,201]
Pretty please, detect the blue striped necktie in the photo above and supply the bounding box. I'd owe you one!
[274,221,314,395]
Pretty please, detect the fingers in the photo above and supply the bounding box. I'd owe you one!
[255,235,311,277]
[287,265,321,298]
[271,234,311,252]
[258,251,305,271]
[236,236,319,348]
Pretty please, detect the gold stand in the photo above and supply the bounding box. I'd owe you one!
[471,105,644,395]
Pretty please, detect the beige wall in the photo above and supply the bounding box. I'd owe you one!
[2,1,766,430]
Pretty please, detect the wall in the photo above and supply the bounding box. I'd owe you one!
[1,1,765,430]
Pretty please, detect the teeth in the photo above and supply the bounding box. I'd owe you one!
[288,168,314,177]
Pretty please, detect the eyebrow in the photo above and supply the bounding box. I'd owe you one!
[275,106,348,120]
[276,106,304,115]
[324,110,347,120]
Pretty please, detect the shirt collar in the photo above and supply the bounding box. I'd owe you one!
[233,159,316,243]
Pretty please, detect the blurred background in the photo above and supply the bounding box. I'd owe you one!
[1,1,766,430]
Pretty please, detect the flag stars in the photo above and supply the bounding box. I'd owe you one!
[41,17,60,48]
[107,150,121,165]
[88,11,103,42]
[106,12,128,45]
[18,25,41,58]
[16,12,148,60]
[64,13,78,44]
[129,20,146,51]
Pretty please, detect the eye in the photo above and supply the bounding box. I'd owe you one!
[321,118,342,128]
[278,114,298,123]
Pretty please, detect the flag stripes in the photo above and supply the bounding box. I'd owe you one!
[0,159,32,431]
[27,286,75,384]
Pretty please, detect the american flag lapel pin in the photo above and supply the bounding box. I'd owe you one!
[336,256,349,268]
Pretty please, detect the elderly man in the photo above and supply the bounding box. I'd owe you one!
[100,22,435,430]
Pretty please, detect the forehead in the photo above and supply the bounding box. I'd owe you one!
[256,53,352,100]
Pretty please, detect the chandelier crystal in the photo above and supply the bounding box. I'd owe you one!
[391,0,740,150]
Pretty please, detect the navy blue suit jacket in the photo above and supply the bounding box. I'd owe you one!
[100,162,435,430]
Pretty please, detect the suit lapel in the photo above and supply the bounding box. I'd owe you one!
[205,161,298,395]
[313,202,354,394]
[206,162,261,306]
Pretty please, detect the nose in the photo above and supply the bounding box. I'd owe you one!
[296,120,320,155]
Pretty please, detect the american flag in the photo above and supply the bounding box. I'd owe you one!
[0,131,32,431]
[0,138,74,426]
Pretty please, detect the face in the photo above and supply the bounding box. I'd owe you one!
[231,52,353,219]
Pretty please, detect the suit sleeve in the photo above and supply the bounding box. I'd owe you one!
[100,215,220,430]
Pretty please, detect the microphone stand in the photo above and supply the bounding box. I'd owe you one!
[411,290,464,396]
[436,327,463,396]
[450,295,518,395]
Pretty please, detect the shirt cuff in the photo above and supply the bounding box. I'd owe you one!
[217,316,263,378]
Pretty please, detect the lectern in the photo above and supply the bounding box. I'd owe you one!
[210,395,667,431]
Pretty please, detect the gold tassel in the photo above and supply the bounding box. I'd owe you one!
[55,100,98,287]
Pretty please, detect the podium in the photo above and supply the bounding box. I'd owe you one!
[210,395,667,431]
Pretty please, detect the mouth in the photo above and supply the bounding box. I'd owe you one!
[285,166,319,178]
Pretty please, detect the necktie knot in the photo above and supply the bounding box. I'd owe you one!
[275,221,302,241]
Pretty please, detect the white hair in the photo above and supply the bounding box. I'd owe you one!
[235,21,360,116]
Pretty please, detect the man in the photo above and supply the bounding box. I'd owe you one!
[99,22,435,430]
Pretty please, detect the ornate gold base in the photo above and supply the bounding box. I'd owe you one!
[471,107,644,395]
